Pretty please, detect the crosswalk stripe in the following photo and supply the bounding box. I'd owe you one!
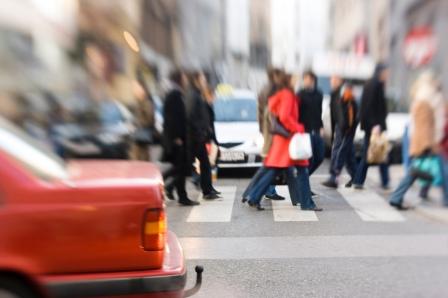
[186,186,237,222]
[338,188,406,222]
[271,186,318,221]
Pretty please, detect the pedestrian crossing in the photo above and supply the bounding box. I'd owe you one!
[271,186,318,221]
[338,187,405,222]
[186,186,237,222]
[176,185,407,223]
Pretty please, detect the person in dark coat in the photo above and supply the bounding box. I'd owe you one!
[162,70,199,206]
[322,83,358,188]
[297,70,324,197]
[329,75,344,144]
[353,63,390,189]
[186,71,220,200]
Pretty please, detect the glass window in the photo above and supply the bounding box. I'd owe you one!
[0,117,68,180]
[214,98,257,122]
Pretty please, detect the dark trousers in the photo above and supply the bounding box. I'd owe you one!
[353,131,389,187]
[246,166,316,209]
[309,131,325,176]
[243,167,279,199]
[163,144,188,200]
[192,140,213,195]
[329,126,357,182]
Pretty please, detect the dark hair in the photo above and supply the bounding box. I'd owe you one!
[169,69,184,86]
[373,62,388,79]
[303,69,317,82]
[267,67,275,81]
[278,71,292,90]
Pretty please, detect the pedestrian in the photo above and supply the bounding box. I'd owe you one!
[242,68,285,202]
[329,75,344,145]
[186,71,221,200]
[162,69,199,206]
[203,84,220,180]
[389,71,446,210]
[352,63,390,190]
[242,71,322,212]
[322,83,358,188]
[297,70,325,194]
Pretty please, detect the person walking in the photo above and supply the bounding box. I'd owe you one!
[322,83,358,188]
[352,63,390,190]
[186,71,221,200]
[389,71,446,210]
[242,68,286,202]
[297,70,325,177]
[162,70,199,206]
[243,72,322,212]
[329,75,344,145]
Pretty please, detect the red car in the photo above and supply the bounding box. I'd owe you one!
[0,118,202,298]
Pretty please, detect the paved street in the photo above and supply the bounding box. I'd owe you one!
[164,162,448,298]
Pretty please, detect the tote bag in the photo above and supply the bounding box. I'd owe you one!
[367,131,390,164]
[411,155,443,186]
[288,133,313,160]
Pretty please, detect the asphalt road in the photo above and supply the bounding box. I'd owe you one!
[163,162,448,298]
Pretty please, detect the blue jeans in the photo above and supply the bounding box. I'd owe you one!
[247,166,316,209]
[329,126,356,182]
[391,155,448,206]
[389,170,417,206]
[242,166,277,199]
[353,132,390,187]
[309,132,325,176]
[442,156,448,206]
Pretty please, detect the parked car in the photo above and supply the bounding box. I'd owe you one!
[214,89,264,168]
[0,117,202,298]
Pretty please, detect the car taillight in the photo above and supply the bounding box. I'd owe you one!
[142,208,167,251]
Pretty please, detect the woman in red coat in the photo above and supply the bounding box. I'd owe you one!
[243,72,322,211]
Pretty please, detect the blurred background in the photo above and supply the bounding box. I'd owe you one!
[0,0,446,160]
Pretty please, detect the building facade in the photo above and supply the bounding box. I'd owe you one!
[389,0,448,108]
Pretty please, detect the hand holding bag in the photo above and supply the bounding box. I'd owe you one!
[411,155,443,186]
[289,133,313,160]
[269,114,291,138]
[367,130,390,164]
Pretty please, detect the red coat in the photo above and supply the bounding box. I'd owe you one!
[264,88,308,168]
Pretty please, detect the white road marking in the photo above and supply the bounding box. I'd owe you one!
[338,188,406,222]
[271,186,318,222]
[179,235,448,260]
[186,186,237,222]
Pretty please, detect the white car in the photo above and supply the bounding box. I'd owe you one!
[214,89,264,168]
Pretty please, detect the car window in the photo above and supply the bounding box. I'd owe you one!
[0,117,68,181]
[214,98,257,122]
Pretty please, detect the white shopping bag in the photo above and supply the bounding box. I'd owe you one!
[288,133,313,160]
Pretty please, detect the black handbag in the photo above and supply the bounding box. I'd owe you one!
[270,115,291,138]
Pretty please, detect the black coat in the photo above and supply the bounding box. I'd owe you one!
[359,79,388,132]
[206,102,218,144]
[162,88,187,162]
[297,88,324,132]
[336,97,358,135]
[185,87,211,144]
[330,86,342,137]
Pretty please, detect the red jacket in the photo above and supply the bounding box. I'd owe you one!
[264,89,308,168]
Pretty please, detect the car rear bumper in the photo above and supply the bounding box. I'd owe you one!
[41,232,202,298]
[218,162,262,168]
